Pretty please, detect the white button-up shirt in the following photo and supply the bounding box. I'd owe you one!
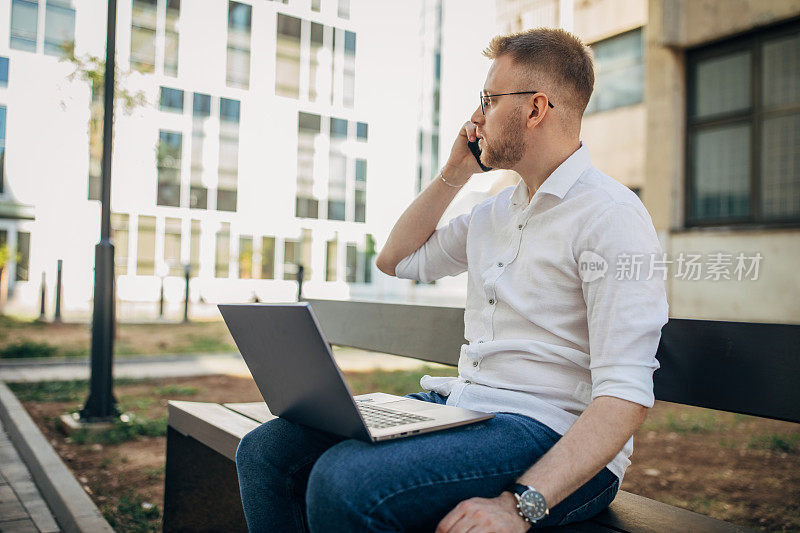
[395,143,668,482]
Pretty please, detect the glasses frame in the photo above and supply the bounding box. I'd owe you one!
[480,91,555,115]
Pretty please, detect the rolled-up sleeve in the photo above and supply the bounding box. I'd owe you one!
[394,211,470,284]
[577,203,669,408]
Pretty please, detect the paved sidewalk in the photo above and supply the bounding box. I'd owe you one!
[0,349,447,383]
[0,418,60,533]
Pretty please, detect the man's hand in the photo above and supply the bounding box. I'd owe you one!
[435,492,529,533]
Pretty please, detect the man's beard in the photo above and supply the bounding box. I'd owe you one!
[481,107,527,169]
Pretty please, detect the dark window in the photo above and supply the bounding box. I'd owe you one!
[356,122,368,141]
[228,1,251,31]
[586,28,644,114]
[344,31,356,55]
[0,106,5,194]
[220,98,240,123]
[160,87,184,112]
[330,117,347,138]
[16,231,30,281]
[227,1,251,88]
[193,92,211,117]
[299,112,321,132]
[157,130,182,207]
[0,57,9,87]
[311,22,324,46]
[277,13,301,39]
[686,19,800,226]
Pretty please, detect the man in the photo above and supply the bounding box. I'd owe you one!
[236,27,668,532]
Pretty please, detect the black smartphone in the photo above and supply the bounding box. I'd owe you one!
[467,140,493,172]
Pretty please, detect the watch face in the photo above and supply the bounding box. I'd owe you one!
[519,489,548,521]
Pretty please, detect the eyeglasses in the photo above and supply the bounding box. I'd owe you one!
[479,91,555,115]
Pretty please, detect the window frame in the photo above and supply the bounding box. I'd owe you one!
[685,18,800,229]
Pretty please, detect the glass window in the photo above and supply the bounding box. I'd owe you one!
[10,0,38,52]
[164,217,182,275]
[238,235,253,279]
[136,215,156,275]
[15,232,30,281]
[345,243,357,282]
[0,106,5,195]
[344,31,356,55]
[190,127,207,209]
[690,123,751,221]
[261,236,275,279]
[160,87,184,112]
[189,219,200,276]
[328,152,347,221]
[44,0,75,56]
[326,238,337,281]
[311,0,321,12]
[193,92,211,117]
[220,98,240,123]
[330,117,347,138]
[276,14,301,98]
[355,159,366,182]
[691,51,751,119]
[586,28,644,114]
[215,223,230,278]
[164,0,180,76]
[309,22,324,102]
[687,20,800,226]
[157,130,182,207]
[130,0,157,72]
[227,1,251,88]
[356,122,368,141]
[283,239,298,280]
[0,57,8,87]
[297,112,320,219]
[355,159,366,223]
[338,0,349,19]
[111,213,129,276]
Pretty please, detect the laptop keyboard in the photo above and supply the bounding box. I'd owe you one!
[357,403,434,429]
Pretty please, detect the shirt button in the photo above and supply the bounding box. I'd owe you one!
[518,224,523,229]
[488,299,494,305]
[497,262,503,267]
[478,340,484,343]
[472,361,478,367]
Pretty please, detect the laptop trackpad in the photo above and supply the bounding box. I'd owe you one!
[381,399,444,413]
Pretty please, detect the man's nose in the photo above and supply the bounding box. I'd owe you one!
[470,105,484,125]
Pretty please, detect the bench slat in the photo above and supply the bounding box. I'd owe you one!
[167,401,259,461]
[306,298,465,365]
[225,402,275,424]
[592,490,756,532]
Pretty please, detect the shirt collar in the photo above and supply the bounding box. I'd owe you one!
[509,141,591,209]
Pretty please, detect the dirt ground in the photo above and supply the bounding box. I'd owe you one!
[16,374,800,532]
[0,317,236,357]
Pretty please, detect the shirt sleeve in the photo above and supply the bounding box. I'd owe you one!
[394,211,470,284]
[577,203,669,408]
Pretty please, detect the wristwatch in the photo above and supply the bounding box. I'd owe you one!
[507,483,549,525]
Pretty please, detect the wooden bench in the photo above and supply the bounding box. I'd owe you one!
[163,298,800,532]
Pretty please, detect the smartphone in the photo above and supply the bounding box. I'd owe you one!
[467,140,493,172]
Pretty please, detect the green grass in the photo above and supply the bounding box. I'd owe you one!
[154,384,199,396]
[747,432,800,452]
[642,410,721,434]
[8,379,139,402]
[68,414,168,445]
[173,334,234,354]
[0,340,59,358]
[344,365,458,396]
[103,490,161,533]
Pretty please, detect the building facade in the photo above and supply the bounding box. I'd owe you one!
[0,0,442,319]
[495,0,800,323]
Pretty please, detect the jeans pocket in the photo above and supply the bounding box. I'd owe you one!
[557,477,619,526]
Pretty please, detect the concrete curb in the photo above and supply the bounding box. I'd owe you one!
[0,380,114,533]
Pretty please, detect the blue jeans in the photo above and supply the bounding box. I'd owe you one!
[236,392,619,532]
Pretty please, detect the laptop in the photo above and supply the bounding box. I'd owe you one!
[218,302,494,442]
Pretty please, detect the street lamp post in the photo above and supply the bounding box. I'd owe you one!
[81,0,119,422]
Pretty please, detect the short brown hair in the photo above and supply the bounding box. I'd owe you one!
[483,28,594,116]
